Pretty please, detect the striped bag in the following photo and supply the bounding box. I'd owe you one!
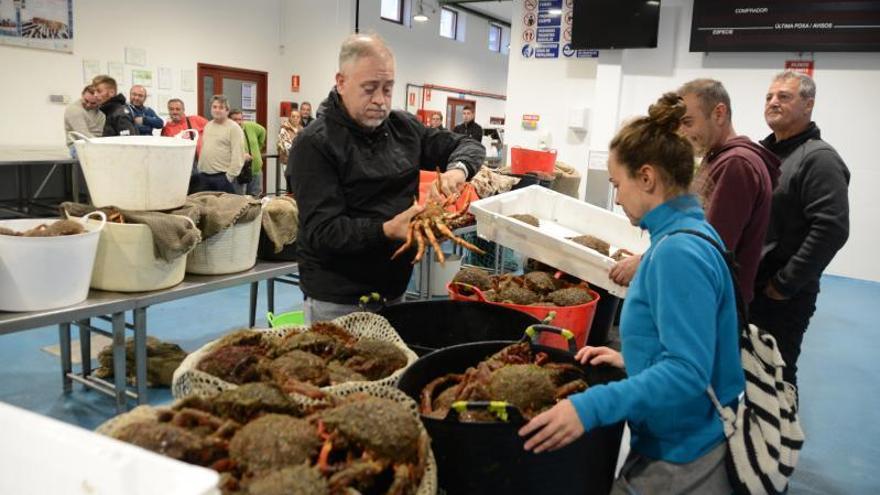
[670,229,805,495]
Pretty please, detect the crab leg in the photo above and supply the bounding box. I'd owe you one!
[434,220,486,255]
[412,227,426,263]
[391,222,416,260]
[422,218,445,264]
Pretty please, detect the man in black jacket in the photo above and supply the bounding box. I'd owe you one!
[751,71,850,388]
[92,75,138,137]
[290,34,485,323]
[453,105,483,142]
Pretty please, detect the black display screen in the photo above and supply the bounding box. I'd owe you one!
[690,0,880,52]
[571,0,662,50]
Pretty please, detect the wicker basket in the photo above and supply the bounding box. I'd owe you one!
[96,384,437,495]
[172,312,418,399]
[186,217,261,275]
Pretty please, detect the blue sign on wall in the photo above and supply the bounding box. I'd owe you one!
[535,45,560,58]
[537,27,561,43]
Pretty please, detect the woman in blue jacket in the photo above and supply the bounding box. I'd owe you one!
[520,93,744,494]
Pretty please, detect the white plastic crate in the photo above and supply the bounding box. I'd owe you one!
[0,402,219,495]
[469,185,650,297]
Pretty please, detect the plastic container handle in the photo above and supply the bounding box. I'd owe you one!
[174,128,200,141]
[447,401,525,424]
[524,324,578,355]
[451,282,488,302]
[67,131,92,143]
[266,312,276,326]
[358,292,386,312]
[80,210,107,232]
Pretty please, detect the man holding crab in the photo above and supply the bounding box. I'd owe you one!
[290,33,485,323]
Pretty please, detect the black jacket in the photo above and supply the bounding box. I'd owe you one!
[453,121,483,142]
[301,115,315,127]
[100,94,138,137]
[757,123,850,297]
[290,89,485,304]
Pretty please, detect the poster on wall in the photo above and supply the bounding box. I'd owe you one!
[241,82,256,110]
[521,0,595,60]
[131,69,152,87]
[0,0,74,53]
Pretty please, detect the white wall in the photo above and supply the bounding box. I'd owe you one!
[504,0,599,182]
[359,1,510,128]
[503,0,880,282]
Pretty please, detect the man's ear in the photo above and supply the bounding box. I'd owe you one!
[335,72,345,92]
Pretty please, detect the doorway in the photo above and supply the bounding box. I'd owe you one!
[197,63,268,128]
[446,98,476,130]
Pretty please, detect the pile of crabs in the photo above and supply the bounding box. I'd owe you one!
[420,341,589,422]
[451,267,595,307]
[105,383,429,495]
[196,322,409,398]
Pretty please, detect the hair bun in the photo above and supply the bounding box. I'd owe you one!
[647,92,686,134]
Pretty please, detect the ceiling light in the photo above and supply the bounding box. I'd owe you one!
[414,1,430,22]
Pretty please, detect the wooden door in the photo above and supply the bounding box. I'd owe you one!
[446,97,476,130]
[197,63,268,129]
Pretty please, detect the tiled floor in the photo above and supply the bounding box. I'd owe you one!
[0,275,877,493]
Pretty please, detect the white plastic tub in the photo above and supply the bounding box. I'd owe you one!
[0,212,106,312]
[0,402,219,495]
[186,217,262,275]
[469,185,650,297]
[87,216,197,292]
[70,130,197,211]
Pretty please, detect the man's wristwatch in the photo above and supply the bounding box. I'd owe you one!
[446,161,469,180]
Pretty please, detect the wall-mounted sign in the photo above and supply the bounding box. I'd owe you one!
[521,0,578,60]
[784,60,814,77]
[522,114,540,130]
[291,75,301,92]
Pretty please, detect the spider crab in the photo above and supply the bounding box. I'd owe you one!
[391,171,485,265]
[420,342,588,422]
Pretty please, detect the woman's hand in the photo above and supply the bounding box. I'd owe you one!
[519,400,584,453]
[575,346,624,369]
[609,254,641,286]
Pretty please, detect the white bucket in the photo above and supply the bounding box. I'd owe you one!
[186,217,261,275]
[0,212,106,312]
[88,216,196,292]
[70,130,197,211]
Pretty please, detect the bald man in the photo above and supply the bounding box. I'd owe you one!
[129,85,164,135]
[290,33,485,322]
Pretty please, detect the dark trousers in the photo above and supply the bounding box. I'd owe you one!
[198,172,235,193]
[749,288,818,388]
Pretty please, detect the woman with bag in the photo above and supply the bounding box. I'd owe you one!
[277,110,303,194]
[519,93,745,494]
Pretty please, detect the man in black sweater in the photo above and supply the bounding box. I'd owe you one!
[453,105,483,142]
[751,71,850,388]
[92,75,138,137]
[290,34,485,323]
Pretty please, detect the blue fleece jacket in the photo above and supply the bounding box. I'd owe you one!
[129,104,164,136]
[570,194,744,463]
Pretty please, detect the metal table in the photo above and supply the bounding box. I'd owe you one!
[0,146,83,217]
[0,260,298,413]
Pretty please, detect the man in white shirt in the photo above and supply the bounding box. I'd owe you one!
[196,95,246,193]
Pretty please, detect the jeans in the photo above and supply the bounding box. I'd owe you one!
[749,288,818,388]
[303,295,405,324]
[234,172,262,196]
[198,172,235,193]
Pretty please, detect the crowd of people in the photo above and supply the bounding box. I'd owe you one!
[62,75,322,196]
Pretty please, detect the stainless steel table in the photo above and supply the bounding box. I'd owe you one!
[0,260,298,413]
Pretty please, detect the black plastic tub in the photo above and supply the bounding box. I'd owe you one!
[397,333,625,495]
[378,300,541,356]
[257,231,297,261]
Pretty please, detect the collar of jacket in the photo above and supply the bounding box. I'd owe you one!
[639,194,705,236]
[320,88,389,138]
[100,93,128,111]
[760,121,820,159]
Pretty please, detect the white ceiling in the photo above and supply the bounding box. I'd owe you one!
[455,1,513,23]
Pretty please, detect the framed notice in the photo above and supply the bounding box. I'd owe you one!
[0,0,74,53]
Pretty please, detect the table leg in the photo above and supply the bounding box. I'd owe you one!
[249,281,258,328]
[59,323,72,393]
[275,156,281,195]
[72,162,81,203]
[78,318,91,380]
[111,312,127,413]
[134,307,148,405]
[267,278,276,315]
